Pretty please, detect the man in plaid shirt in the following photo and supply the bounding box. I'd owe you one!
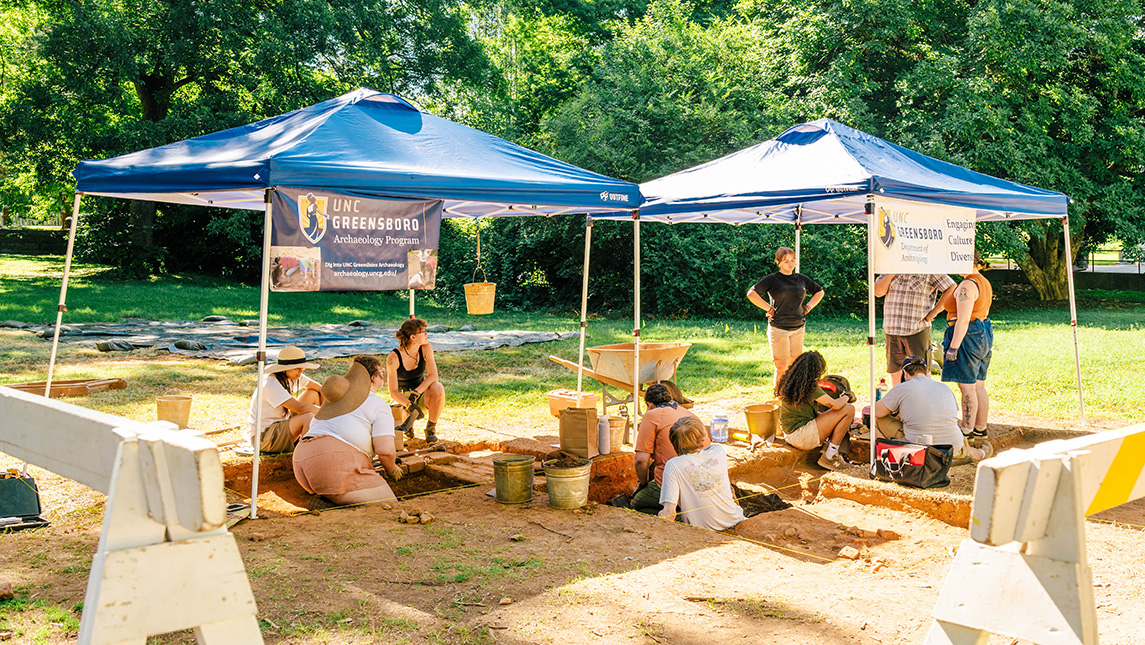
[874,274,957,385]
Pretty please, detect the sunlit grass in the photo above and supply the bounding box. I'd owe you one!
[2,255,1143,425]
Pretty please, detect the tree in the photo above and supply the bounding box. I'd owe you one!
[891,0,1145,299]
[0,0,495,274]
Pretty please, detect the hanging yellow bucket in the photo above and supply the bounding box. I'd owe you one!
[464,266,495,315]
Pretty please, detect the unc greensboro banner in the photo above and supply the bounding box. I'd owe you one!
[269,188,442,292]
[872,197,975,275]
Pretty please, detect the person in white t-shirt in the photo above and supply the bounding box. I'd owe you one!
[293,355,401,506]
[247,346,323,453]
[874,355,992,462]
[659,417,745,530]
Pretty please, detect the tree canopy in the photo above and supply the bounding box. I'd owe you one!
[1,0,1142,310]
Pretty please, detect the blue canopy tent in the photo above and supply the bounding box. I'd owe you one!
[589,119,1080,435]
[56,88,641,516]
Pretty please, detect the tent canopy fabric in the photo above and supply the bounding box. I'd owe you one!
[72,89,640,217]
[613,119,1068,224]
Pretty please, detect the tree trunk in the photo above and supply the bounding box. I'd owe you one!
[130,200,157,248]
[130,76,171,250]
[1013,220,1082,301]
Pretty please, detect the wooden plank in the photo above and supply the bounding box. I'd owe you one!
[0,387,145,493]
[85,535,258,643]
[6,378,127,398]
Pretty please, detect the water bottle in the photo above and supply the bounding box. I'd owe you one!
[597,415,611,455]
[710,413,729,443]
[875,378,888,402]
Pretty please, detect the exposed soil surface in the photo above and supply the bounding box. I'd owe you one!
[2,410,1144,644]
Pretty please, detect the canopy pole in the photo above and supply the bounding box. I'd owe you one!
[576,217,593,394]
[866,196,877,465]
[1062,216,1085,426]
[794,205,802,274]
[633,211,642,429]
[409,290,415,319]
[251,189,274,520]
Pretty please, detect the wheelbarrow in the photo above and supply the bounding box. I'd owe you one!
[548,342,691,418]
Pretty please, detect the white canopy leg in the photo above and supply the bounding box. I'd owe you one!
[251,189,274,519]
[1062,216,1085,426]
[577,217,593,394]
[794,205,802,274]
[866,196,877,464]
[633,212,642,439]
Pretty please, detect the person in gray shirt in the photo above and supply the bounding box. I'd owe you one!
[874,356,991,461]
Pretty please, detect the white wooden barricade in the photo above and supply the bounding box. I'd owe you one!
[927,423,1145,645]
[0,386,262,644]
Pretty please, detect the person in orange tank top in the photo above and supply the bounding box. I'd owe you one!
[939,252,994,441]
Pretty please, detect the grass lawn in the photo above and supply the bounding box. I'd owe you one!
[2,253,1144,427]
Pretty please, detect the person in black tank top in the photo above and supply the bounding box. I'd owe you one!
[746,246,825,388]
[387,318,446,442]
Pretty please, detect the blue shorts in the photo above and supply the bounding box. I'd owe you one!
[941,319,993,384]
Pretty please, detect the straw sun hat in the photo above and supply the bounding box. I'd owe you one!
[315,361,371,420]
[265,346,319,374]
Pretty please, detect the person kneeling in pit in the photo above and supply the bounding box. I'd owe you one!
[293,355,402,507]
[873,355,993,463]
[630,384,697,514]
[658,416,745,530]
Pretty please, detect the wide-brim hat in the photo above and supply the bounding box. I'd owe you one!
[266,346,319,373]
[314,361,371,420]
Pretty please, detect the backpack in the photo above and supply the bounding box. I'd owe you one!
[818,374,856,402]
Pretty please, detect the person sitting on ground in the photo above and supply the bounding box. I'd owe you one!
[387,317,445,443]
[775,350,855,471]
[293,355,401,506]
[630,383,697,514]
[247,345,323,453]
[658,416,745,530]
[874,355,992,462]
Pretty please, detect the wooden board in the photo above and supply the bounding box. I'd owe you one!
[5,378,127,398]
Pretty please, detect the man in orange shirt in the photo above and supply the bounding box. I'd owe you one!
[630,384,697,514]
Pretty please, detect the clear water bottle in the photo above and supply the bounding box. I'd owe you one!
[876,378,888,402]
[710,413,729,443]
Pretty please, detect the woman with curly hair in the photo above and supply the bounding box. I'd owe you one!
[775,351,854,471]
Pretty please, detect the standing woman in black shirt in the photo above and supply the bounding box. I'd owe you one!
[387,317,445,443]
[745,247,825,387]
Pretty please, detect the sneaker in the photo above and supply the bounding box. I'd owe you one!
[817,451,846,471]
[968,428,988,439]
[424,428,438,443]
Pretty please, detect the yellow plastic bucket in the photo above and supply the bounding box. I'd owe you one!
[156,395,192,429]
[744,402,780,439]
[463,282,496,315]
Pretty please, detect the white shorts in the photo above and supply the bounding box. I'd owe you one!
[768,325,805,363]
[785,418,822,451]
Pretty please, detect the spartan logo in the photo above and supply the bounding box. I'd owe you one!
[878,206,896,249]
[299,193,328,244]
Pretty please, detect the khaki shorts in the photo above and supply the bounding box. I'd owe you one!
[785,418,822,451]
[259,418,297,454]
[887,329,931,373]
[875,415,970,459]
[399,388,429,415]
[767,325,805,363]
[293,435,392,497]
